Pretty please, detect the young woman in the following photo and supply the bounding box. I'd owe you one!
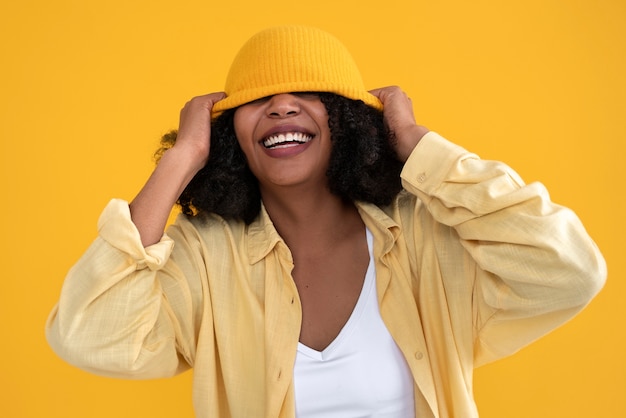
[46,25,606,417]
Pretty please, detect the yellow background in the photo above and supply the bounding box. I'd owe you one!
[1,0,624,417]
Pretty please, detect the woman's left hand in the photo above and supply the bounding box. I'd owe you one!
[370,86,429,162]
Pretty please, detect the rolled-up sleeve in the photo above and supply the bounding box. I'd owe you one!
[401,132,607,365]
[45,199,194,378]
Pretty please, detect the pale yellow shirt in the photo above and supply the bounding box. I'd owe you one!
[46,132,606,417]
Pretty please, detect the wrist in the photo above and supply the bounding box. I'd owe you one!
[396,125,429,162]
[165,143,209,178]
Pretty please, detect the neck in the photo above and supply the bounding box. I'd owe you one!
[260,185,363,251]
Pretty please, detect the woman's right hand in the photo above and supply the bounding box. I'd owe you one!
[174,92,226,173]
[129,92,226,246]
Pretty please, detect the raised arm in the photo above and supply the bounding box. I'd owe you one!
[372,86,606,364]
[46,93,224,378]
[130,92,225,246]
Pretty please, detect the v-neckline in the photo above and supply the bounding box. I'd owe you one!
[296,229,375,360]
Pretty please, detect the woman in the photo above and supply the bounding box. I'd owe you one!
[46,25,606,417]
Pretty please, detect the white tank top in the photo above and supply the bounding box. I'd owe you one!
[293,229,415,417]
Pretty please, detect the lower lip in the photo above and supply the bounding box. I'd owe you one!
[262,139,313,158]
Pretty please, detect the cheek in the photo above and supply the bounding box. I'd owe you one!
[314,108,331,139]
[232,110,253,153]
[232,110,245,140]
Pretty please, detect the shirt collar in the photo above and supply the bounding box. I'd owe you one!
[246,200,401,264]
[355,200,401,256]
[247,203,286,264]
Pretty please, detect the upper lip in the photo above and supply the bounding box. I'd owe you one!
[259,124,315,142]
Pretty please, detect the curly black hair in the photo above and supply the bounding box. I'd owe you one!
[155,93,404,224]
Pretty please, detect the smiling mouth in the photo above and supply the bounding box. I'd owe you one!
[262,132,314,149]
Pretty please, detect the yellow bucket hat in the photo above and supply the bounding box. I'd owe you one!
[212,25,382,116]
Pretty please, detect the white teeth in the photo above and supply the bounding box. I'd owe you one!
[263,132,312,148]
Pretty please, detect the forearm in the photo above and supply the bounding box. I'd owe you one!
[394,124,430,163]
[130,93,223,247]
[130,146,202,246]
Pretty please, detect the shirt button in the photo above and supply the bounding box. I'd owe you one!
[415,351,424,360]
[417,172,427,183]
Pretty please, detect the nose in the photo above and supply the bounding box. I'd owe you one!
[266,94,300,118]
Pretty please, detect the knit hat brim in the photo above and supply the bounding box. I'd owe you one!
[211,26,382,117]
[212,83,382,115]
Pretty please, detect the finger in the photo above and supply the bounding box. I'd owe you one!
[369,86,411,107]
[184,92,227,108]
[369,86,396,101]
[368,87,384,98]
[204,91,227,103]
